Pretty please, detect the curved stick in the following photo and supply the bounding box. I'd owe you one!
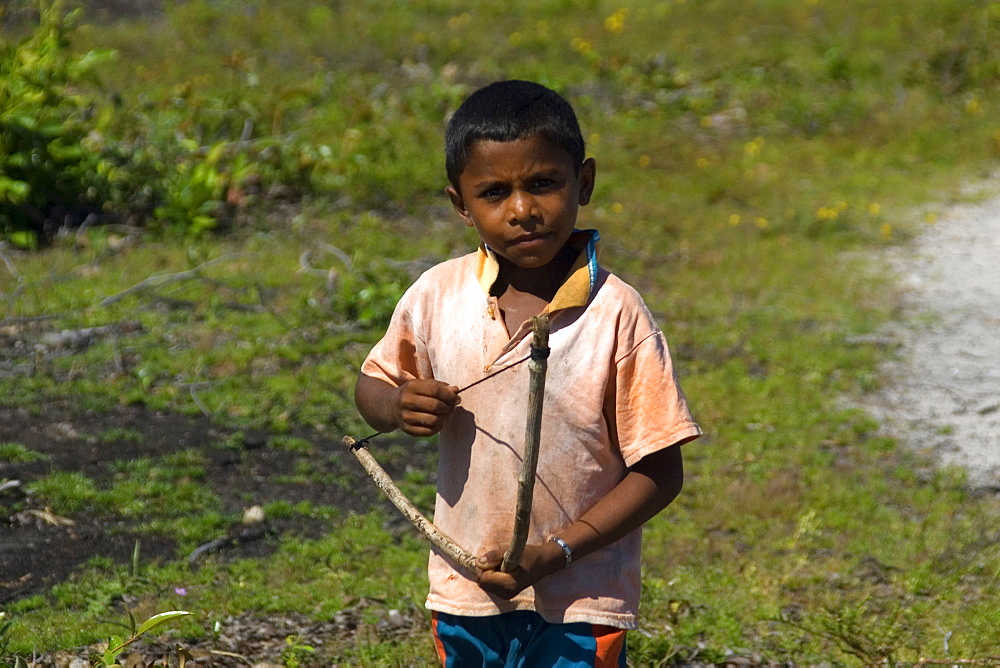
[343,435,481,578]
[501,315,550,573]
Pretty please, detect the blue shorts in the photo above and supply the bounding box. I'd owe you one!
[431,610,627,667]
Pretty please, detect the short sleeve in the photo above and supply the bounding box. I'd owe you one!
[360,288,433,388]
[613,329,702,468]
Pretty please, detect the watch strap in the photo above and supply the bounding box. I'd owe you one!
[549,535,573,567]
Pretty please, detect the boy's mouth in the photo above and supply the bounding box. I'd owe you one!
[509,232,550,247]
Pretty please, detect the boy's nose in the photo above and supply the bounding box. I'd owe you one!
[508,191,538,224]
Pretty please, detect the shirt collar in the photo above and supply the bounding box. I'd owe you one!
[473,228,602,314]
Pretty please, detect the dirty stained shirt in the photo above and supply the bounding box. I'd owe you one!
[360,230,702,629]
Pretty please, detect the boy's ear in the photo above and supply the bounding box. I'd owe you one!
[578,158,597,206]
[446,185,475,227]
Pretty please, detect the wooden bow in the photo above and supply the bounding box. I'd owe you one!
[345,314,551,578]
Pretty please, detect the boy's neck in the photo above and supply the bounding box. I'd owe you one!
[493,244,579,303]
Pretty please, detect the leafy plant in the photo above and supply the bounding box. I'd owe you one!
[779,596,926,665]
[0,1,337,242]
[330,261,410,328]
[0,0,115,247]
[280,634,317,668]
[98,610,192,667]
[0,613,27,668]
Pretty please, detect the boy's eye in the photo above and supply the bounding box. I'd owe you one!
[480,187,506,200]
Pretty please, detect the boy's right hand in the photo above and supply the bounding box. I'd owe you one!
[393,379,460,437]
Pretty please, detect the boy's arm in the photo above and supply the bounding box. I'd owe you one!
[476,442,688,599]
[355,373,461,437]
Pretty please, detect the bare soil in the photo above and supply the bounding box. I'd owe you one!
[0,403,432,664]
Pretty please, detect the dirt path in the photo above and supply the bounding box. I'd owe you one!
[871,187,1000,490]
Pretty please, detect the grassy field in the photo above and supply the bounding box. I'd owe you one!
[2,0,1000,664]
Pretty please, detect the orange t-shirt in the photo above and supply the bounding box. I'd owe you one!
[361,230,701,629]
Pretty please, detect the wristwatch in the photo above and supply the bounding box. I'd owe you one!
[549,536,573,568]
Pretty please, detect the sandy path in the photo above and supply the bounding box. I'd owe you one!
[870,190,1000,489]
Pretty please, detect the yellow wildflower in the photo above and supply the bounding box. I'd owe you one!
[448,13,470,30]
[604,9,629,33]
[816,207,838,221]
[639,154,652,168]
[729,214,741,226]
[744,137,764,158]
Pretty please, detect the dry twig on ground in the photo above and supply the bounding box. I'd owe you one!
[100,252,258,306]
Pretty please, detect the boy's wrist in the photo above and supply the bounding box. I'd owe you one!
[540,535,573,574]
[548,536,573,569]
[388,383,405,430]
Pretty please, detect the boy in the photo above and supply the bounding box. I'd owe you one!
[355,80,701,666]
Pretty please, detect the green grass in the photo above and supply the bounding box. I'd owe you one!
[2,0,1000,664]
[0,443,49,463]
[4,512,437,659]
[99,427,145,443]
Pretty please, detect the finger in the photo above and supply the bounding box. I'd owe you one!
[401,382,458,408]
[401,405,448,424]
[441,385,461,405]
[400,423,436,437]
[477,550,504,571]
[413,380,461,405]
[403,409,453,434]
[400,395,453,417]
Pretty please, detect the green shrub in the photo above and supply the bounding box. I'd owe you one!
[0,0,115,247]
[0,1,335,243]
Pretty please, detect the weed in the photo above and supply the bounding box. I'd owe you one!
[280,634,317,668]
[27,471,97,513]
[0,443,48,463]
[0,614,13,664]
[97,610,192,667]
[779,595,928,665]
[267,435,314,454]
[99,428,144,444]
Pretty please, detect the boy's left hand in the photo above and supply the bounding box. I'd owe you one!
[475,540,565,600]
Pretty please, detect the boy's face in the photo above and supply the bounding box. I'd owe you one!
[447,135,596,270]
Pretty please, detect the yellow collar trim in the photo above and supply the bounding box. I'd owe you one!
[474,229,601,314]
